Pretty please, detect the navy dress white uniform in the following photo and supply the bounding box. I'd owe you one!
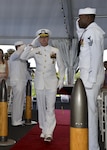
[20,29,65,142]
[9,41,28,126]
[76,8,105,150]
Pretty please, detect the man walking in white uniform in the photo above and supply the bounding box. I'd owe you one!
[76,7,105,150]
[9,41,28,126]
[20,29,65,142]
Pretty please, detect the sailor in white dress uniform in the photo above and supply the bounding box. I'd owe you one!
[76,8,105,150]
[9,41,28,126]
[20,29,65,142]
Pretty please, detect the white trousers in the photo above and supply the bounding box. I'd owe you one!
[36,89,57,136]
[80,69,104,150]
[86,86,100,150]
[11,80,26,125]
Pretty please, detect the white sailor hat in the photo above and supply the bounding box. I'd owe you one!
[79,7,96,15]
[14,41,24,46]
[36,29,51,37]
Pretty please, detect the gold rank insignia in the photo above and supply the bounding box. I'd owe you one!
[80,39,84,46]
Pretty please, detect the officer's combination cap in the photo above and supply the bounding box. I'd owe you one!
[36,29,51,37]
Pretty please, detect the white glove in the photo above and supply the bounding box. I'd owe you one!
[84,81,94,89]
[20,44,26,50]
[31,35,40,46]
[76,18,85,40]
[17,44,26,51]
[57,80,64,90]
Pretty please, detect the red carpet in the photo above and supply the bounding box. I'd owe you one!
[10,109,70,150]
[55,109,70,125]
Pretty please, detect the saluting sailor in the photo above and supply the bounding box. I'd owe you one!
[20,29,65,142]
[9,41,28,126]
[76,8,105,150]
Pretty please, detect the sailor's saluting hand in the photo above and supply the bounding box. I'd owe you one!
[30,35,40,47]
